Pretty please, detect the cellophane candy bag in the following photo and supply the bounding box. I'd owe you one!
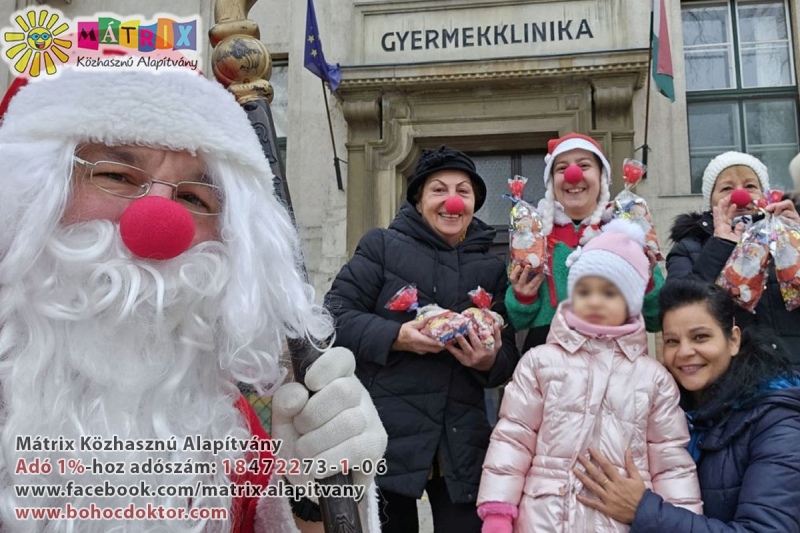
[716,222,771,312]
[385,284,469,345]
[610,159,664,261]
[508,175,548,276]
[773,216,800,311]
[417,305,470,345]
[461,286,505,350]
[385,285,419,312]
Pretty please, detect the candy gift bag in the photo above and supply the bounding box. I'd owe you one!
[716,221,772,312]
[610,159,664,261]
[773,217,800,311]
[508,175,548,276]
[461,287,505,350]
[384,285,470,345]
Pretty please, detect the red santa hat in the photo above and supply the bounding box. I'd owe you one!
[0,69,267,172]
[0,77,27,124]
[540,133,611,241]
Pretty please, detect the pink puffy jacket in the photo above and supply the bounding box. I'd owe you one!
[478,303,702,532]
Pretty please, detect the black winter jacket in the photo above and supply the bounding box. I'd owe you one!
[324,203,520,502]
[630,386,800,532]
[666,212,800,363]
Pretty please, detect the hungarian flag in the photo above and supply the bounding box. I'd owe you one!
[652,0,675,102]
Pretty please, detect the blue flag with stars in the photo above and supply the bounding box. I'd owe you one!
[304,0,341,91]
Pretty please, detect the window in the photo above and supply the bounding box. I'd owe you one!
[471,151,547,259]
[683,0,798,192]
[270,59,289,165]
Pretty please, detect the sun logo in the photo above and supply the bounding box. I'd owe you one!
[3,9,72,77]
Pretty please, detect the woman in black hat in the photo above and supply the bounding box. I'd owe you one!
[325,147,520,532]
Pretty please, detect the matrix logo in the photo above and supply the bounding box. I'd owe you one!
[2,8,201,77]
[2,9,72,77]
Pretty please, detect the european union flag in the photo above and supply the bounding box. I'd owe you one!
[304,0,341,92]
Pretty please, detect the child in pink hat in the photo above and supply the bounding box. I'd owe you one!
[478,219,701,533]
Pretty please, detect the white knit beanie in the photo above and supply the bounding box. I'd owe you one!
[789,152,800,190]
[541,133,611,240]
[701,151,770,209]
[566,219,649,318]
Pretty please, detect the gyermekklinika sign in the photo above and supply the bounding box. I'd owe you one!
[356,0,618,64]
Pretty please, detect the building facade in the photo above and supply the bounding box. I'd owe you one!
[3,0,799,299]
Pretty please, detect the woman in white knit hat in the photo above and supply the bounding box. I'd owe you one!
[506,133,664,352]
[667,151,800,364]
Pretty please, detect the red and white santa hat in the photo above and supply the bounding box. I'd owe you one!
[540,133,612,240]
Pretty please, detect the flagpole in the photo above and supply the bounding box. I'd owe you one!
[322,79,344,191]
[642,5,654,174]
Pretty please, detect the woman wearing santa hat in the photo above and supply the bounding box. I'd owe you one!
[667,151,800,363]
[507,133,665,352]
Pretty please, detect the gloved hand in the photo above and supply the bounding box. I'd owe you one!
[478,502,517,533]
[271,346,387,490]
[482,514,513,533]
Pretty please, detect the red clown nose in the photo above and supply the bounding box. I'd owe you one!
[445,195,465,214]
[730,189,752,208]
[563,165,583,185]
[119,197,196,260]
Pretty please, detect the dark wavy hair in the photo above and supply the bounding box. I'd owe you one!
[658,279,793,423]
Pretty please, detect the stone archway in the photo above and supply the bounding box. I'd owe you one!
[337,53,646,252]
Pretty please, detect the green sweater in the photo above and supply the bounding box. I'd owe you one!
[505,223,664,333]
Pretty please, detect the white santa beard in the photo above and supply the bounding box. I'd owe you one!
[0,221,256,532]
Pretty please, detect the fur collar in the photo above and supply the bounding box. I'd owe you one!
[670,211,713,243]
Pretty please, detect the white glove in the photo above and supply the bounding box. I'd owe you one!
[271,346,388,490]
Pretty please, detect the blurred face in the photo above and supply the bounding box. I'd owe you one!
[63,144,220,246]
[552,149,602,221]
[709,166,764,215]
[662,302,741,399]
[416,170,475,246]
[571,276,628,326]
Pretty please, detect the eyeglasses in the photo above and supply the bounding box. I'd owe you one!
[73,156,221,216]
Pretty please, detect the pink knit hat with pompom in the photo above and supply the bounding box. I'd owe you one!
[566,219,649,317]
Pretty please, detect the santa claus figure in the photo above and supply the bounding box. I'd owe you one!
[725,242,770,305]
[0,69,385,532]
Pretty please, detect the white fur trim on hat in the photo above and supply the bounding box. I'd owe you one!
[0,68,267,177]
[701,151,770,210]
[789,152,800,190]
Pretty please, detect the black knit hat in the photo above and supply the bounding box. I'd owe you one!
[406,146,487,211]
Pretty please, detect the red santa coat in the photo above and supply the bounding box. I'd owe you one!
[233,396,273,533]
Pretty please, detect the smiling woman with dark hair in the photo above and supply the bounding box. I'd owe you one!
[574,278,800,533]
